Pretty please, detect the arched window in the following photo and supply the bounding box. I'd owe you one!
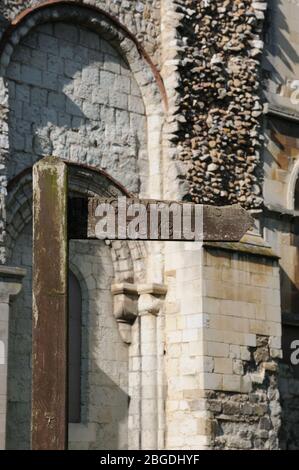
[295,177,299,211]
[68,270,82,423]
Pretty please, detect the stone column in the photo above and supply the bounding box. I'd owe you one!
[138,284,167,450]
[0,265,26,449]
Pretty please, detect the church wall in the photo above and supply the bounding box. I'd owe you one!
[7,225,129,450]
[0,0,161,66]
[262,0,299,119]
[164,240,282,450]
[1,11,149,449]
[202,245,281,450]
[6,223,32,449]
[2,0,299,452]
[262,0,299,450]
[5,20,147,193]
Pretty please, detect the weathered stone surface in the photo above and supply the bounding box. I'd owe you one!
[171,0,266,208]
[5,21,147,193]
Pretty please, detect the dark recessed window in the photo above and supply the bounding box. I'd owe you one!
[68,270,82,423]
[295,178,299,211]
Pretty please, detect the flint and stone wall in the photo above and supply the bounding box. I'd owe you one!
[1,0,298,451]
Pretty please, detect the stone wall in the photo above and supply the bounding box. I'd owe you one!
[7,222,129,450]
[164,238,282,450]
[279,364,299,449]
[262,0,299,118]
[6,223,32,449]
[261,2,299,450]
[5,20,146,193]
[202,244,281,450]
[263,117,299,210]
[0,0,161,65]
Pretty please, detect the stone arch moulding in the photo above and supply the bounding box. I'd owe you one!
[287,159,299,211]
[0,0,167,108]
[6,161,151,342]
[0,0,167,210]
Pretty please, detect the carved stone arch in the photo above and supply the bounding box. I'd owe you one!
[0,1,166,107]
[0,0,166,216]
[6,163,147,282]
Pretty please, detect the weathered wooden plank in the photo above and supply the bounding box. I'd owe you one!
[83,197,253,242]
[32,156,68,450]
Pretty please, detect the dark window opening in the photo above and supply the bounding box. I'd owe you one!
[295,178,299,211]
[68,270,82,423]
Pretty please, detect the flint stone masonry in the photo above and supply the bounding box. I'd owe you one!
[5,21,147,193]
[1,0,298,451]
[170,0,266,208]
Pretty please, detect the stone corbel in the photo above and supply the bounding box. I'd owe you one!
[111,283,139,344]
[111,283,168,344]
[137,283,168,316]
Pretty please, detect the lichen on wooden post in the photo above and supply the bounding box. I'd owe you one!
[32,156,68,450]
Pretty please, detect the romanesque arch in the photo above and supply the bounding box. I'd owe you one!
[0,2,166,449]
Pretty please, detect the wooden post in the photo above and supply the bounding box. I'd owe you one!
[32,156,68,450]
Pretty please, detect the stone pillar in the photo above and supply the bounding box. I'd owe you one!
[112,282,167,450]
[200,235,282,450]
[164,234,282,450]
[138,284,167,450]
[0,265,26,449]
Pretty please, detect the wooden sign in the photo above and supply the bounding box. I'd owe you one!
[83,197,253,242]
[31,157,254,451]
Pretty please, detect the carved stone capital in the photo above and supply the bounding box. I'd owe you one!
[111,283,139,323]
[0,265,26,302]
[111,283,139,344]
[138,283,167,316]
[111,283,167,343]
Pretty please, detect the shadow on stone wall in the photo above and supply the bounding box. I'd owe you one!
[262,0,299,91]
[5,20,143,191]
[278,363,299,450]
[6,222,129,450]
